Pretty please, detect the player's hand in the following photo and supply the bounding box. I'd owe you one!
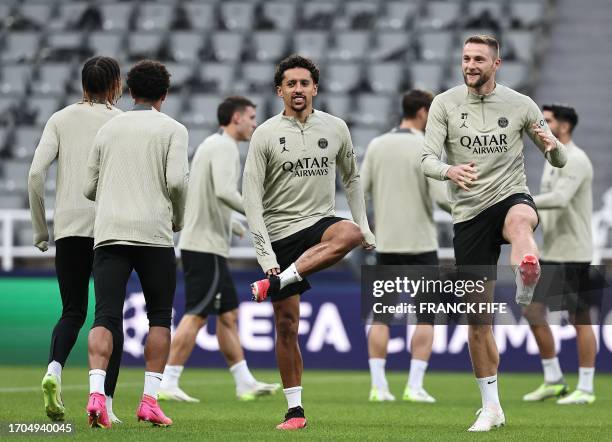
[266,267,280,276]
[532,122,557,152]
[35,241,49,252]
[446,162,478,191]
[362,231,376,251]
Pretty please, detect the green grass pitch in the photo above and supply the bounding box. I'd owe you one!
[1,367,610,441]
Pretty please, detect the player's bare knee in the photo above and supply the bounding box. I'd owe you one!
[218,310,237,328]
[275,316,299,344]
[504,211,536,240]
[337,224,362,252]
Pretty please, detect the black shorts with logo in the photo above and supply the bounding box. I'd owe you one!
[181,250,239,318]
[375,251,439,324]
[453,193,538,279]
[271,216,346,301]
[533,260,594,314]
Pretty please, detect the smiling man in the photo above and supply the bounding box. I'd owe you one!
[421,35,568,431]
[242,54,375,430]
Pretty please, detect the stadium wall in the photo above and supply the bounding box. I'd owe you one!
[1,271,611,372]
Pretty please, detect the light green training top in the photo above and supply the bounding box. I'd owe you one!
[422,83,567,223]
[84,108,189,248]
[242,110,373,272]
[28,102,122,246]
[178,131,247,257]
[533,141,593,262]
[362,128,450,254]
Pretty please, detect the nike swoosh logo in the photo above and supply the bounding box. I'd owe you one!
[487,380,497,384]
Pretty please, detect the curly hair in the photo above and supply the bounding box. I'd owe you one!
[126,60,171,101]
[274,54,320,87]
[81,56,122,106]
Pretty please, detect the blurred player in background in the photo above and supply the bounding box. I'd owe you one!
[523,104,597,404]
[84,60,188,428]
[159,96,279,402]
[422,35,567,431]
[243,55,375,430]
[27,56,124,424]
[361,90,450,403]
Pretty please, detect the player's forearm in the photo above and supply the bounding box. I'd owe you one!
[533,191,568,209]
[243,179,279,271]
[545,141,567,168]
[344,178,372,234]
[217,188,245,215]
[421,153,451,181]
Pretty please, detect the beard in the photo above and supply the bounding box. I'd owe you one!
[463,70,492,89]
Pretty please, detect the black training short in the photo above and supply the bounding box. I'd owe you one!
[453,193,538,279]
[270,216,346,301]
[375,251,439,325]
[533,260,594,314]
[92,245,176,329]
[181,250,239,318]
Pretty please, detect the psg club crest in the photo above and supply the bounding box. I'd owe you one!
[498,117,509,128]
[318,138,328,149]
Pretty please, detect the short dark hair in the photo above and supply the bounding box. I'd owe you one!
[81,56,122,105]
[217,96,256,126]
[543,103,579,133]
[274,54,320,87]
[126,60,170,101]
[464,34,500,59]
[402,89,434,119]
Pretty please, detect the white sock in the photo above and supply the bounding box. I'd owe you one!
[283,386,302,409]
[144,372,163,399]
[105,395,114,415]
[408,359,428,390]
[160,365,183,389]
[47,361,62,380]
[541,357,563,383]
[230,360,257,392]
[368,358,389,391]
[476,375,500,408]
[279,263,302,290]
[577,367,595,393]
[89,369,106,395]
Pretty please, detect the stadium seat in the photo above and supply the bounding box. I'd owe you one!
[211,32,244,62]
[419,1,461,30]
[496,61,529,90]
[368,62,404,93]
[252,31,289,62]
[326,63,361,93]
[165,62,192,91]
[30,97,61,126]
[417,31,454,61]
[293,31,329,62]
[411,62,445,93]
[466,1,505,25]
[1,160,31,192]
[128,32,164,61]
[12,126,41,160]
[503,30,537,61]
[169,32,205,63]
[88,32,124,58]
[320,94,352,121]
[369,31,411,61]
[301,2,339,30]
[0,193,26,210]
[160,94,184,120]
[350,126,381,158]
[19,3,52,29]
[220,2,255,31]
[376,1,419,30]
[0,32,40,63]
[136,3,173,31]
[262,2,297,30]
[185,94,223,126]
[49,1,90,31]
[238,62,275,93]
[199,63,237,94]
[354,94,393,126]
[98,2,132,31]
[510,2,547,29]
[341,2,380,30]
[183,2,215,30]
[31,63,74,96]
[328,31,371,61]
[39,32,87,61]
[0,65,33,96]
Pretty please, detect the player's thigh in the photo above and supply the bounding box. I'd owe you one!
[134,246,176,327]
[319,219,362,247]
[502,203,538,242]
[92,246,133,323]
